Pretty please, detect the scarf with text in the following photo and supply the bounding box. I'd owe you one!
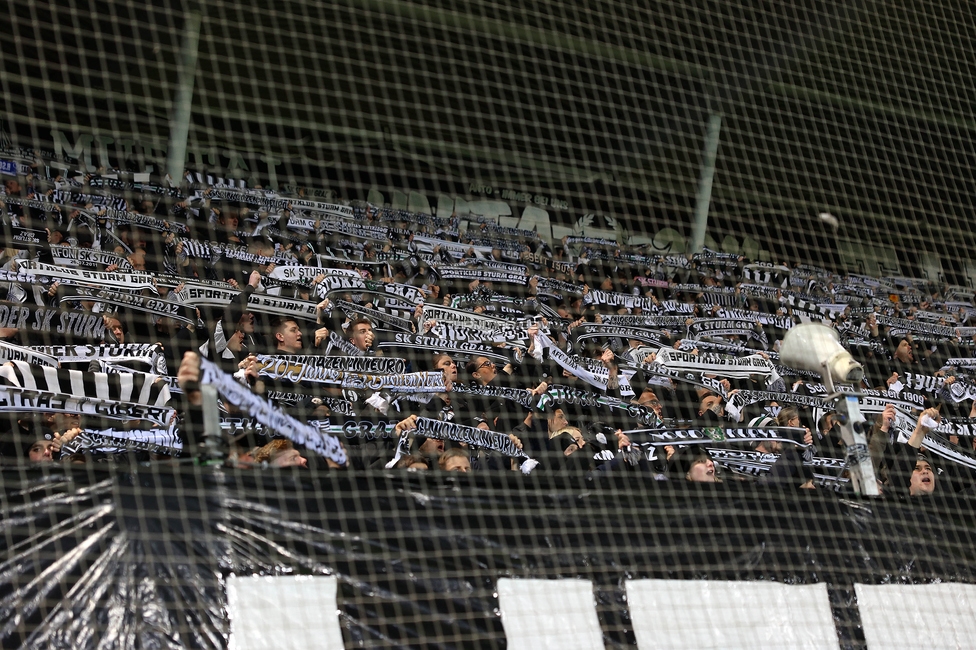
[261,390,357,416]
[376,331,512,365]
[66,289,196,326]
[686,318,768,348]
[0,359,170,407]
[652,348,776,379]
[50,246,133,271]
[899,373,976,403]
[435,263,528,285]
[24,262,158,293]
[256,357,445,392]
[0,340,58,367]
[414,417,527,459]
[100,208,188,234]
[583,289,657,311]
[536,384,660,428]
[36,343,166,373]
[0,302,106,339]
[199,358,347,465]
[335,299,414,332]
[59,427,183,457]
[255,354,406,375]
[626,425,809,447]
[0,383,173,425]
[324,330,364,357]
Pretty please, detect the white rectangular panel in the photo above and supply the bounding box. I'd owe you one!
[856,583,976,649]
[227,574,345,650]
[626,579,838,649]
[497,578,604,650]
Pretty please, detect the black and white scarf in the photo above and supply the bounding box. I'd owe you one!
[0,340,58,367]
[0,359,170,406]
[60,427,183,457]
[199,358,347,465]
[335,299,414,332]
[66,290,196,326]
[686,319,768,348]
[0,303,106,339]
[652,348,776,379]
[255,354,406,375]
[25,262,158,294]
[536,384,660,428]
[0,383,174,426]
[50,246,133,271]
[625,425,809,447]
[376,331,512,364]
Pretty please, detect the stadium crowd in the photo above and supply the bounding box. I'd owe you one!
[2,155,976,499]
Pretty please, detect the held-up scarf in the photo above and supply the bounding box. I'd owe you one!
[262,390,357,416]
[254,354,406,375]
[0,302,107,339]
[434,264,528,285]
[624,425,809,447]
[24,261,158,294]
[414,416,527,459]
[199,357,347,465]
[898,373,976,403]
[256,357,445,392]
[324,330,364,357]
[66,290,196,326]
[0,359,171,406]
[651,348,776,379]
[318,418,399,441]
[708,448,846,477]
[376,331,512,364]
[59,427,183,457]
[536,384,660,428]
[0,340,58,367]
[335,299,414,332]
[36,343,166,373]
[99,208,188,234]
[50,246,133,271]
[583,289,657,311]
[0,382,173,425]
[686,318,768,349]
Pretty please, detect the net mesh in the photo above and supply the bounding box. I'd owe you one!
[2,0,976,648]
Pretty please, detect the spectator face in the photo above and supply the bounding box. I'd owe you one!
[472,357,496,384]
[434,356,457,384]
[549,408,570,433]
[350,322,374,352]
[4,179,20,194]
[895,340,914,363]
[106,318,125,344]
[28,439,55,462]
[237,312,255,334]
[699,395,724,417]
[128,250,147,271]
[443,455,470,472]
[909,460,935,496]
[419,438,445,456]
[686,457,717,482]
[272,449,307,468]
[276,321,303,352]
[220,213,239,231]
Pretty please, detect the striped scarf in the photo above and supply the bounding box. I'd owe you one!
[0,360,170,406]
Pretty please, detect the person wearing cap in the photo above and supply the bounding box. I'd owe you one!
[668,447,721,483]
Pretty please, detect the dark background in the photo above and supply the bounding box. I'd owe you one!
[4,466,976,649]
[1,0,974,276]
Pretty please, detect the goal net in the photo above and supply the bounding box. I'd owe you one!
[2,1,976,648]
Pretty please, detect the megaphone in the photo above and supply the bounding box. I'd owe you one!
[780,323,863,385]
